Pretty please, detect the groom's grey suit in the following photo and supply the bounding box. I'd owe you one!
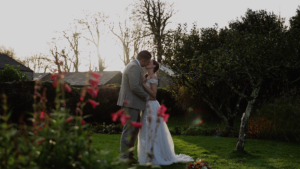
[117,59,149,158]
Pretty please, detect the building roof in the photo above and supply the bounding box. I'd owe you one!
[34,71,122,86]
[33,73,50,81]
[0,54,33,72]
[159,63,175,76]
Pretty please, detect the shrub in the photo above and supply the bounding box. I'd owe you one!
[182,126,206,136]
[0,81,79,124]
[0,72,128,169]
[247,87,300,142]
[0,81,177,125]
[0,64,28,83]
[169,85,221,121]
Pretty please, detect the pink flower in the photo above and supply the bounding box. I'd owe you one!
[163,113,170,122]
[76,107,83,115]
[89,79,100,87]
[39,111,45,119]
[81,119,86,125]
[53,80,58,88]
[157,104,167,116]
[87,87,98,98]
[131,122,144,128]
[37,138,45,146]
[80,88,86,101]
[50,73,59,80]
[111,109,123,121]
[91,72,103,79]
[66,116,73,123]
[120,114,131,125]
[64,83,72,93]
[88,99,99,109]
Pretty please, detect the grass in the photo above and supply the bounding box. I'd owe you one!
[91,134,300,169]
[167,113,243,129]
[91,115,300,168]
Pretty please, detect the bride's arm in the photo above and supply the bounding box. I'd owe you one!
[142,77,157,98]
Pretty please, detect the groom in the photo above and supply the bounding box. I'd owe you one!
[117,50,152,163]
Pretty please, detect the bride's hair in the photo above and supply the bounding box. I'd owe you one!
[145,60,159,78]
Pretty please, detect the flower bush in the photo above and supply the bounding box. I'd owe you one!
[0,70,128,168]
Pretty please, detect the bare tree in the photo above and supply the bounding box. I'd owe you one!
[47,38,74,73]
[110,8,153,66]
[132,0,176,62]
[62,24,81,72]
[25,53,52,73]
[0,45,23,63]
[77,10,108,72]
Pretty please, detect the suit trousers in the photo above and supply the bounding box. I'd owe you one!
[120,107,141,158]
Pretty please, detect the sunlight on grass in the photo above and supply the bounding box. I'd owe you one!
[91,134,300,169]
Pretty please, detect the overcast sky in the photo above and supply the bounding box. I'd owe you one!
[0,0,299,72]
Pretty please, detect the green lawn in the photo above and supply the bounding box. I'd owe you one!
[91,134,300,169]
[91,115,300,168]
[167,113,243,129]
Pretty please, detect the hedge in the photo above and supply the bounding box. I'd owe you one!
[0,82,181,124]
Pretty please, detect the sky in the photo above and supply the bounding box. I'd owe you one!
[0,0,299,72]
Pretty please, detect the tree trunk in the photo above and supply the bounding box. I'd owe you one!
[236,87,260,151]
[97,47,105,72]
[157,38,162,63]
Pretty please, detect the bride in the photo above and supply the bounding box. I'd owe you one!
[137,59,194,165]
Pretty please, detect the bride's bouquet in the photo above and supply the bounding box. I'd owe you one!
[186,158,212,169]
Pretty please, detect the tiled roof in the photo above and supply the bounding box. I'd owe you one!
[51,71,121,86]
[33,73,50,80]
[34,71,122,86]
[0,54,33,72]
[159,64,174,76]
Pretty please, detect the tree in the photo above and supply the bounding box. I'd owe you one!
[164,23,244,132]
[132,0,176,62]
[211,10,299,151]
[0,45,23,64]
[289,6,300,30]
[110,9,152,66]
[164,9,300,152]
[77,10,108,72]
[47,38,74,73]
[62,24,81,72]
[0,64,28,82]
[25,53,52,73]
[229,8,285,35]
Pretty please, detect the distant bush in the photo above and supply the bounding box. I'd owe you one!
[0,64,28,83]
[247,87,300,142]
[0,81,179,125]
[169,85,221,121]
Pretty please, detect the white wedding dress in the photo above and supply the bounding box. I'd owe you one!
[137,78,194,165]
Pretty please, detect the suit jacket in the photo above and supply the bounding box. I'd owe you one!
[117,59,149,110]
